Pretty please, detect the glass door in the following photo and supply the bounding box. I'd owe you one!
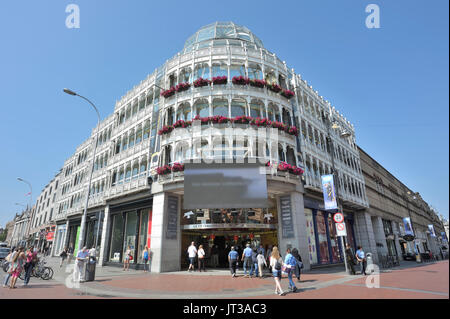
[124,211,138,263]
[109,214,124,262]
[137,210,149,262]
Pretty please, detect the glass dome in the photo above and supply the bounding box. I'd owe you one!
[183,22,264,50]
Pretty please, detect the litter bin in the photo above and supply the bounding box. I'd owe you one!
[84,257,96,282]
[366,253,374,273]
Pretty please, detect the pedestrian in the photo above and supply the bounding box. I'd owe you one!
[257,244,266,258]
[266,245,273,271]
[355,246,366,275]
[210,244,219,268]
[257,250,267,278]
[123,246,132,271]
[198,244,206,272]
[250,247,259,278]
[73,246,89,283]
[345,244,356,275]
[284,248,298,293]
[269,246,285,296]
[59,247,68,267]
[228,246,239,277]
[23,246,37,286]
[142,246,149,272]
[291,248,303,282]
[67,244,74,264]
[9,247,25,289]
[2,247,17,288]
[241,243,253,278]
[187,242,197,272]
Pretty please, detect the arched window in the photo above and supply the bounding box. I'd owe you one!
[176,102,191,121]
[230,63,246,78]
[163,145,172,165]
[139,160,147,176]
[250,100,264,118]
[248,64,262,80]
[231,98,247,117]
[194,99,209,117]
[278,74,287,90]
[168,73,177,88]
[166,107,175,126]
[267,104,275,121]
[212,62,228,77]
[194,63,210,80]
[132,162,139,179]
[146,90,154,106]
[282,108,291,126]
[135,125,142,145]
[278,144,285,162]
[286,147,296,166]
[128,129,135,148]
[143,121,150,140]
[179,67,192,83]
[212,98,228,117]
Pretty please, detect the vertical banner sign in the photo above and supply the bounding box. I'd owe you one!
[428,225,436,237]
[280,196,295,238]
[403,217,414,236]
[166,196,178,239]
[321,175,338,210]
[441,232,448,243]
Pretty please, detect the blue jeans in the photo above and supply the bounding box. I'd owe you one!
[24,263,33,285]
[243,257,251,275]
[250,262,258,277]
[3,273,11,286]
[287,270,296,290]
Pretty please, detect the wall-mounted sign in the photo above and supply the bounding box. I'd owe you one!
[321,175,338,210]
[403,217,414,237]
[280,196,295,238]
[166,196,178,239]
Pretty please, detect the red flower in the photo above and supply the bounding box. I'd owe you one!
[249,79,266,88]
[161,87,176,98]
[212,76,228,85]
[156,165,172,175]
[280,89,295,99]
[171,163,185,172]
[193,78,211,88]
[232,76,250,85]
[175,82,191,92]
[268,83,282,93]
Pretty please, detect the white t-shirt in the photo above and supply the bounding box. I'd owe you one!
[198,248,205,259]
[187,245,197,258]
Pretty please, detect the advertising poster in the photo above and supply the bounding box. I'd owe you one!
[428,224,436,237]
[403,217,414,237]
[321,174,338,210]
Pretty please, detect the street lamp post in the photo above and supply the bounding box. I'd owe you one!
[323,116,350,274]
[63,88,101,253]
[17,177,33,245]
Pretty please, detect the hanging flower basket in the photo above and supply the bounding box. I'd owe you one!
[161,87,175,98]
[249,79,266,88]
[212,76,228,85]
[267,83,282,93]
[193,77,211,88]
[171,163,185,172]
[156,165,172,175]
[157,125,174,135]
[232,76,250,85]
[175,82,191,93]
[280,89,295,99]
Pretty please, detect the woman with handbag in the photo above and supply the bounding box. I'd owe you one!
[123,246,132,271]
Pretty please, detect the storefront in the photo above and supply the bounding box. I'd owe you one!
[303,197,356,266]
[105,198,153,269]
[382,219,398,258]
[53,223,67,256]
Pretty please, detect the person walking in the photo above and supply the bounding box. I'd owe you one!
[291,248,303,282]
[198,244,206,272]
[241,243,253,278]
[257,249,267,278]
[67,245,74,264]
[9,247,25,289]
[210,244,219,268]
[187,242,197,272]
[59,247,68,268]
[2,247,17,288]
[123,246,132,271]
[355,246,366,275]
[142,246,150,273]
[257,244,266,258]
[228,246,239,277]
[250,247,259,278]
[73,247,89,283]
[269,246,285,296]
[23,246,37,286]
[266,245,273,271]
[345,244,356,275]
[284,248,298,293]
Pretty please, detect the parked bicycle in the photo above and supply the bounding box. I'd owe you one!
[18,259,54,281]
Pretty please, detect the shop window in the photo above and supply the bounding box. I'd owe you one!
[327,215,342,263]
[137,210,150,262]
[124,212,138,263]
[305,209,318,265]
[316,211,330,264]
[109,214,124,262]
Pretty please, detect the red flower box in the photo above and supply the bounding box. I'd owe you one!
[267,83,282,93]
[249,79,266,88]
[157,125,174,135]
[175,82,191,92]
[173,120,192,129]
[232,76,250,85]
[161,87,175,98]
[287,126,299,136]
[193,115,210,125]
[280,89,295,99]
[193,77,211,88]
[156,165,172,175]
[212,76,228,85]
[233,116,252,124]
[209,115,231,124]
[171,163,185,172]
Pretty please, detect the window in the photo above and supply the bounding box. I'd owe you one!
[230,63,246,79]
[177,103,191,121]
[212,98,228,117]
[139,160,147,176]
[194,99,209,117]
[146,90,153,106]
[250,100,264,118]
[179,67,192,83]
[212,62,228,78]
[248,64,262,80]
[194,63,210,80]
[135,125,142,145]
[143,121,150,140]
[264,69,276,84]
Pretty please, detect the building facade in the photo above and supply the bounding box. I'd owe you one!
[358,147,446,263]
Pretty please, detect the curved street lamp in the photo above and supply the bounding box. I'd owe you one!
[64,88,101,253]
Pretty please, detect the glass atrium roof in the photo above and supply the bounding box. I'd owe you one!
[183,22,264,49]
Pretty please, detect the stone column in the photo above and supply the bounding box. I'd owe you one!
[391,221,403,259]
[98,205,110,267]
[353,210,379,264]
[150,190,182,273]
[276,184,310,270]
[372,216,388,256]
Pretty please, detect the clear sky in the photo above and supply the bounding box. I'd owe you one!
[0,0,448,228]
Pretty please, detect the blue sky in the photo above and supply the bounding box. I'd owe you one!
[0,0,448,227]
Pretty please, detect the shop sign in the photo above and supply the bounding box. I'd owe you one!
[46,232,54,241]
[280,195,295,239]
[321,175,338,210]
[166,196,178,239]
[182,224,275,230]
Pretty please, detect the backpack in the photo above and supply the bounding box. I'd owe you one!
[274,259,282,270]
[143,251,149,260]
